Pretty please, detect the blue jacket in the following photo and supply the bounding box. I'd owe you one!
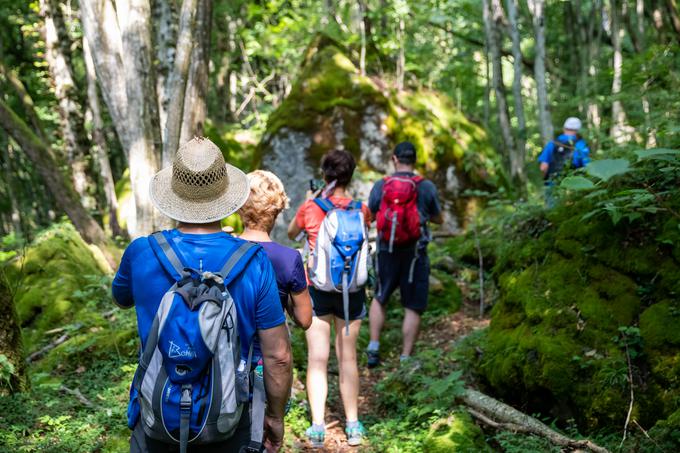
[538,134,590,177]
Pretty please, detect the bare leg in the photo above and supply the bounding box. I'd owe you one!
[368,298,386,343]
[401,308,421,357]
[334,318,362,422]
[305,315,333,425]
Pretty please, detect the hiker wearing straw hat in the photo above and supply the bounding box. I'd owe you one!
[112,137,292,453]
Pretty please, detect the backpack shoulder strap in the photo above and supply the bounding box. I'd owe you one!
[348,200,362,210]
[411,175,424,184]
[313,198,335,213]
[149,231,188,281]
[219,241,261,285]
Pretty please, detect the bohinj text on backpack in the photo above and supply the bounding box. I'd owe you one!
[132,232,265,453]
[308,199,369,335]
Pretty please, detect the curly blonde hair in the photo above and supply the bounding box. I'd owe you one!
[239,170,290,233]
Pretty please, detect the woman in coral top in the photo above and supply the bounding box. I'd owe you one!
[287,150,371,448]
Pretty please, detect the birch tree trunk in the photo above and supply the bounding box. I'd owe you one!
[179,0,212,145]
[610,0,633,144]
[396,17,406,91]
[153,0,178,136]
[527,0,554,144]
[483,0,516,165]
[0,98,108,246]
[162,0,198,166]
[40,0,93,207]
[83,38,123,238]
[358,0,367,77]
[506,0,527,187]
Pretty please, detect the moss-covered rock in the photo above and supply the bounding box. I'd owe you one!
[424,411,491,452]
[259,35,500,239]
[464,188,680,432]
[4,223,112,352]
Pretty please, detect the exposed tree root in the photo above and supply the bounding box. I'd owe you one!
[460,389,610,453]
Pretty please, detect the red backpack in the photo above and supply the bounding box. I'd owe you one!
[376,175,423,252]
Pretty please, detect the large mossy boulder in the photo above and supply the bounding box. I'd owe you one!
[463,198,680,435]
[3,223,112,352]
[259,35,500,237]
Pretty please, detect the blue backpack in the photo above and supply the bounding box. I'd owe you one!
[132,232,266,453]
[308,199,369,335]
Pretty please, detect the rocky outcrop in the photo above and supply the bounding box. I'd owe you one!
[258,36,500,239]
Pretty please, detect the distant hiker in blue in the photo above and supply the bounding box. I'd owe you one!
[538,117,591,179]
[112,138,292,453]
[538,117,591,206]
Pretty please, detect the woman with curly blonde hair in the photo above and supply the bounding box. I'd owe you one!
[239,170,312,329]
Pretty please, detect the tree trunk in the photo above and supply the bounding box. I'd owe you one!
[162,0,199,166]
[610,0,633,144]
[0,278,26,395]
[120,0,163,235]
[0,133,22,236]
[0,65,47,142]
[41,0,94,208]
[153,0,178,136]
[0,98,108,246]
[527,0,554,144]
[396,17,405,91]
[358,0,367,76]
[667,0,680,40]
[83,38,123,238]
[483,0,516,164]
[179,0,212,146]
[506,0,527,188]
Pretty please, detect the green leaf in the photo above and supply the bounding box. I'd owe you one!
[634,148,680,160]
[560,176,596,190]
[586,159,631,181]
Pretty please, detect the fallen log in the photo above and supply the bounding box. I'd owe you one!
[460,389,610,453]
[25,334,69,363]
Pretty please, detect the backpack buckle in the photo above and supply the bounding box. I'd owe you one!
[180,385,192,412]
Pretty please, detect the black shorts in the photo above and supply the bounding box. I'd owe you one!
[309,286,367,320]
[375,248,430,314]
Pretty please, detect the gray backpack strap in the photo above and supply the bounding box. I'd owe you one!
[248,368,266,452]
[179,383,192,453]
[151,231,187,279]
[219,241,257,279]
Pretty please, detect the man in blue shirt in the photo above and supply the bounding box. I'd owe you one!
[113,138,291,452]
[538,117,591,179]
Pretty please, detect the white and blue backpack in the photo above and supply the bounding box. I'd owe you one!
[132,232,266,453]
[308,199,369,334]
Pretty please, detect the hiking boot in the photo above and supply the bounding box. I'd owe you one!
[305,425,325,449]
[366,349,380,368]
[345,421,366,446]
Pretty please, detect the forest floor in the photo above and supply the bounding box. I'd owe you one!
[290,303,489,452]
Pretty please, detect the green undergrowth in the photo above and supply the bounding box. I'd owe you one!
[0,222,136,451]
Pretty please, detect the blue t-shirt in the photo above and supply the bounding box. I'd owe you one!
[258,241,307,308]
[538,134,591,176]
[112,229,285,360]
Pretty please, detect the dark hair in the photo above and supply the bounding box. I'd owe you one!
[320,150,356,187]
[394,141,417,164]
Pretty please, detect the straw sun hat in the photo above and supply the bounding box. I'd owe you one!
[149,137,249,224]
